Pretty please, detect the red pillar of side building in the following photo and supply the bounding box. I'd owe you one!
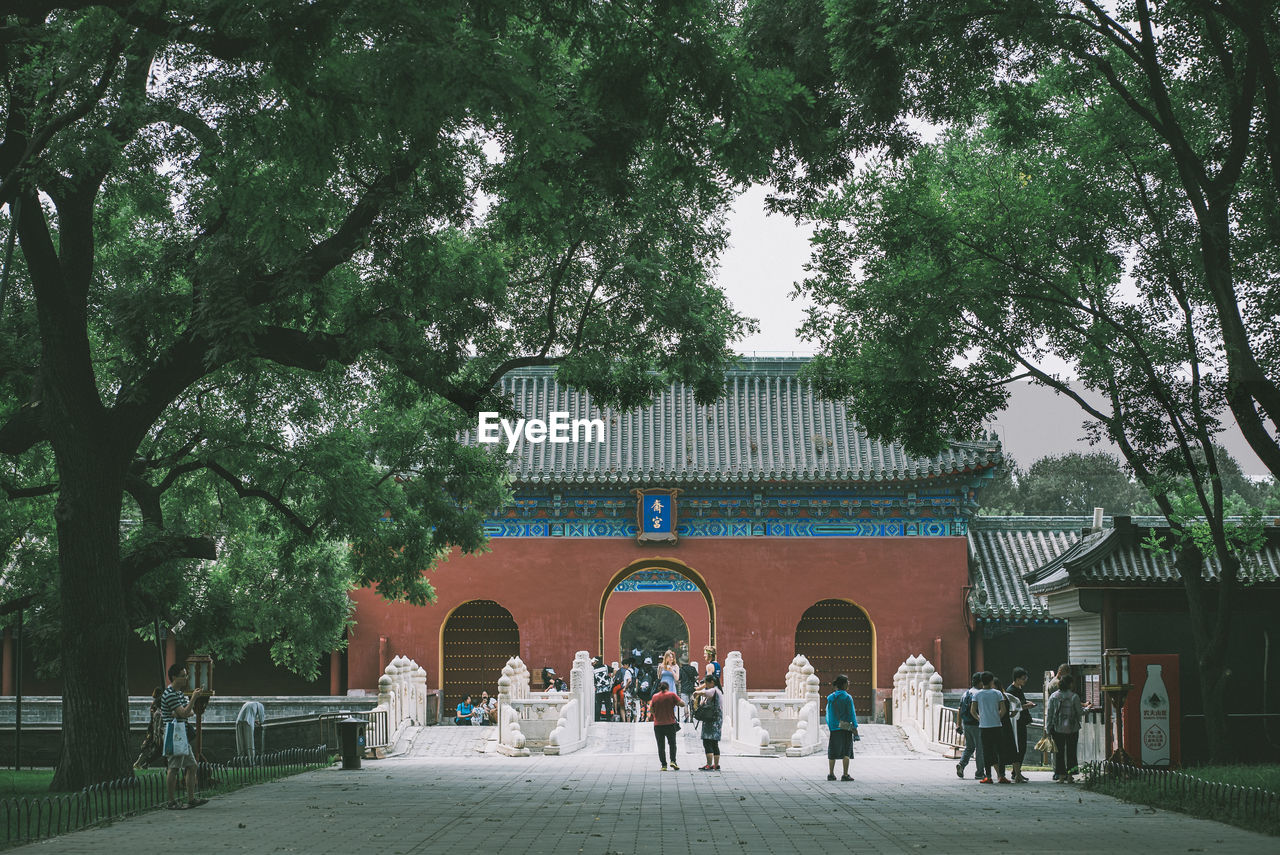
[165,635,177,676]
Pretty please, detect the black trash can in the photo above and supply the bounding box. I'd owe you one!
[338,717,367,770]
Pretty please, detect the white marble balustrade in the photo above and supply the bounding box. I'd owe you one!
[892,654,949,754]
[374,654,430,750]
[497,652,594,756]
[719,652,822,756]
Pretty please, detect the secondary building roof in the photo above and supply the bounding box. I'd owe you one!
[1024,516,1280,595]
[968,515,1280,620]
[967,517,1085,620]
[480,359,1001,486]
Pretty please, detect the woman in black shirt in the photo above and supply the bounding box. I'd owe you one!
[1007,666,1035,782]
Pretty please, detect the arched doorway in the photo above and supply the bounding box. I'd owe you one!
[600,560,714,665]
[795,599,875,716]
[441,600,519,712]
[619,604,690,664]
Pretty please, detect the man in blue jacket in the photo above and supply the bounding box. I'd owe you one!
[825,674,859,781]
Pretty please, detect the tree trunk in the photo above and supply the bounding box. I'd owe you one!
[47,437,133,791]
[1176,545,1232,764]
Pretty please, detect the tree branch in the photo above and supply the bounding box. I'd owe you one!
[0,44,121,207]
[120,534,217,589]
[0,477,56,499]
[0,402,44,456]
[203,460,317,537]
[248,159,420,308]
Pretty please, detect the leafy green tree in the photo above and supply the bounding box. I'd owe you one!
[1017,453,1148,516]
[619,606,689,663]
[774,0,1280,762]
[795,75,1261,760]
[806,0,1280,486]
[0,0,799,789]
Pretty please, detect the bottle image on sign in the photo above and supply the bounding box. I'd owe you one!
[1140,664,1171,766]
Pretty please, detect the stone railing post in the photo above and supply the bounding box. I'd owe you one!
[909,655,925,724]
[413,666,428,723]
[927,671,944,739]
[892,653,953,754]
[397,657,407,722]
[787,656,803,698]
[513,657,530,699]
[496,657,532,755]
[892,659,908,721]
[723,651,746,734]
[917,661,935,728]
[896,656,909,723]
[570,651,593,733]
[786,657,822,756]
[384,660,399,725]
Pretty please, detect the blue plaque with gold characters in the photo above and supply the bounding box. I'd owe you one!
[633,488,681,543]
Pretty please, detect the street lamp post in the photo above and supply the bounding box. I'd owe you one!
[1102,648,1134,765]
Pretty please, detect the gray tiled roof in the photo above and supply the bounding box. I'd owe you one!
[1025,520,1280,595]
[968,518,1280,618]
[967,518,1085,619]
[476,360,1001,486]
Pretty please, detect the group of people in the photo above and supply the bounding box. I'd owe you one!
[454,691,497,725]
[647,670,859,779]
[598,645,722,724]
[957,663,1086,784]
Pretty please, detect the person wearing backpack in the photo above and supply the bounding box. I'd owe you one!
[593,657,612,721]
[612,659,633,722]
[1047,674,1085,783]
[955,672,985,780]
[678,659,699,722]
[636,677,654,722]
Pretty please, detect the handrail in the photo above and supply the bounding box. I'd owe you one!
[936,705,962,753]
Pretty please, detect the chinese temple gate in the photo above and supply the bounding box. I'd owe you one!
[347,358,1001,714]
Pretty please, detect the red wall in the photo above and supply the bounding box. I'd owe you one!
[348,536,969,697]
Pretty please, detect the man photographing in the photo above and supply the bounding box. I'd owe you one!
[161,663,210,810]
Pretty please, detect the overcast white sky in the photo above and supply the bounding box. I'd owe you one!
[717,186,1271,478]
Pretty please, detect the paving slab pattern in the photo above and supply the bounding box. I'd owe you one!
[8,724,1274,854]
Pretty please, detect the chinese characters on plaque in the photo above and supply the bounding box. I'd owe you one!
[633,488,681,543]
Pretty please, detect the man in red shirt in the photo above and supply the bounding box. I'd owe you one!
[650,684,686,770]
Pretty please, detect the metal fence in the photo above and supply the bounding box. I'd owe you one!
[317,708,390,753]
[936,705,962,755]
[1086,761,1280,825]
[1,746,330,847]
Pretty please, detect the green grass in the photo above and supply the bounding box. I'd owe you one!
[2,754,335,847]
[0,770,55,799]
[1186,765,1280,791]
[0,768,169,798]
[1083,763,1280,837]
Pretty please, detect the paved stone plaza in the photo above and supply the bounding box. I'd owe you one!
[9,724,1275,854]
